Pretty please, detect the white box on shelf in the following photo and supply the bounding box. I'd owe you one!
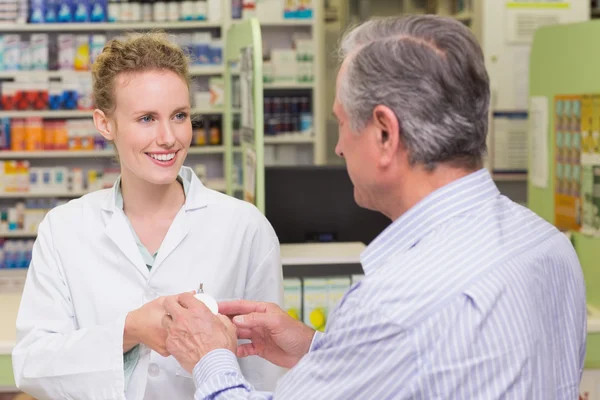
[209,77,224,107]
[294,38,314,62]
[271,49,296,83]
[263,61,274,83]
[194,91,211,109]
[58,34,75,70]
[207,0,221,22]
[297,61,313,83]
[19,40,31,71]
[30,33,49,71]
[4,34,20,71]
[256,0,284,22]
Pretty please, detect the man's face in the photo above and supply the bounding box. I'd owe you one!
[333,64,381,211]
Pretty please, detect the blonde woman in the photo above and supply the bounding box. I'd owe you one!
[12,32,283,400]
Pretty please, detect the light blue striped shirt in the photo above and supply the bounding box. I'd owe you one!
[191,168,587,399]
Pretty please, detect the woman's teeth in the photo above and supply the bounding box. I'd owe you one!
[149,153,175,161]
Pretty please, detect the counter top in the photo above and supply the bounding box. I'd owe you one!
[280,242,366,266]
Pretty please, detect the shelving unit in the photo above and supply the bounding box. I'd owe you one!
[0,65,223,79]
[0,1,326,243]
[0,21,222,32]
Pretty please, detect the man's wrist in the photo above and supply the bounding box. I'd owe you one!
[193,349,241,385]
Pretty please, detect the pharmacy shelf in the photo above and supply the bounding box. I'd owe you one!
[189,65,225,75]
[264,135,315,144]
[492,173,528,182]
[0,191,88,199]
[264,82,314,90]
[0,66,224,80]
[0,150,112,159]
[0,21,222,33]
[0,107,223,119]
[257,19,314,27]
[452,12,473,22]
[233,18,313,27]
[0,179,229,199]
[0,110,92,118]
[0,146,224,159]
[0,231,37,238]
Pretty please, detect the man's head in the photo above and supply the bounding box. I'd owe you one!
[333,15,490,219]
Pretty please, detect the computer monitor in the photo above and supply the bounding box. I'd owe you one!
[264,166,391,244]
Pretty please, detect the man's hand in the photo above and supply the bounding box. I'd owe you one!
[162,292,238,373]
[124,296,169,356]
[219,300,316,369]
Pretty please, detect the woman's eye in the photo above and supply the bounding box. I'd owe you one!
[140,115,154,123]
[174,112,188,121]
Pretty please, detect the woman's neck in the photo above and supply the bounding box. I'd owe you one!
[120,169,185,219]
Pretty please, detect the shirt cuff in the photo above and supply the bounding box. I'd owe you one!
[309,330,325,352]
[193,349,241,385]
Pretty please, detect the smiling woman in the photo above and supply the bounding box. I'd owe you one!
[11,32,284,400]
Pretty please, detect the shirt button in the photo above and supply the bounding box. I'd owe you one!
[148,363,160,377]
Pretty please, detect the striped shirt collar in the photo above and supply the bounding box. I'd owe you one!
[360,168,500,274]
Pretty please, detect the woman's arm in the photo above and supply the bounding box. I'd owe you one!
[12,215,129,400]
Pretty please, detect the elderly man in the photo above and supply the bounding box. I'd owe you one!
[162,15,587,399]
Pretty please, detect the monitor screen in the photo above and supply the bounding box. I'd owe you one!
[265,165,391,245]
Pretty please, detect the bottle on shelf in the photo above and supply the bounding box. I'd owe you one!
[167,0,181,22]
[141,0,153,22]
[131,0,142,21]
[154,0,168,21]
[108,0,121,22]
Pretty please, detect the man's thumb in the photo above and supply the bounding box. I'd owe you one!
[233,312,269,328]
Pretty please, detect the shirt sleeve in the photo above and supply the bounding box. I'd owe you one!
[192,299,415,400]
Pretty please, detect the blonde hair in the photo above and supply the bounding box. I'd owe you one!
[92,31,191,115]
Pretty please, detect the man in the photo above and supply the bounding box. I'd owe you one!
[162,15,587,399]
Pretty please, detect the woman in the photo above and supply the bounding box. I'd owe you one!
[12,32,283,400]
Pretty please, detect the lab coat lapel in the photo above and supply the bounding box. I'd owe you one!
[101,184,150,279]
[152,168,209,272]
[152,207,189,271]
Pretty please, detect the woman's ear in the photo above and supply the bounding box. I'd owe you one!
[93,109,114,141]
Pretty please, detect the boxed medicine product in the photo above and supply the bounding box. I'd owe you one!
[57,0,73,22]
[302,278,328,332]
[73,0,90,22]
[3,35,20,71]
[29,0,45,23]
[256,0,283,22]
[209,78,224,107]
[74,35,90,71]
[58,35,75,70]
[30,34,49,71]
[271,49,297,83]
[283,278,302,321]
[283,0,297,19]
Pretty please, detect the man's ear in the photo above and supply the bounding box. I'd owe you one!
[372,105,400,165]
[93,109,114,141]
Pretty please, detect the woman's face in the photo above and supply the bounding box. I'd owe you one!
[101,69,192,186]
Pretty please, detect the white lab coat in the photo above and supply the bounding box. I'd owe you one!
[12,167,284,400]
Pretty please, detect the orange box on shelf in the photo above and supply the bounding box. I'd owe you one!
[54,121,69,150]
[10,119,26,151]
[25,117,44,151]
[43,121,55,150]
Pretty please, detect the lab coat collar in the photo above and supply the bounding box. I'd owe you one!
[100,166,210,213]
[100,166,211,278]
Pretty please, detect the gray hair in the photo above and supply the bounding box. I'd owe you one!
[338,15,490,169]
